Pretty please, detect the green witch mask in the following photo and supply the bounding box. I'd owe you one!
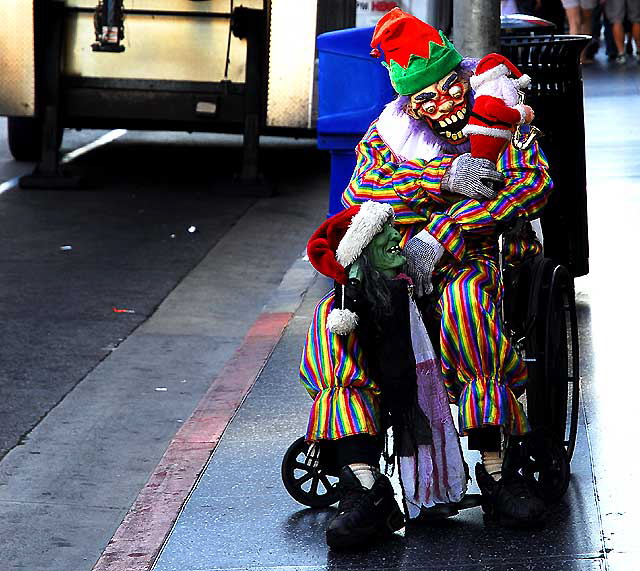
[355,222,406,279]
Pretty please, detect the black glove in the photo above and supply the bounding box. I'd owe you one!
[441,153,504,200]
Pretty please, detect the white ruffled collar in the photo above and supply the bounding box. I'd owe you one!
[375,100,445,163]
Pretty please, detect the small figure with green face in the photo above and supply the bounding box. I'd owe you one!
[360,222,405,277]
[302,201,467,549]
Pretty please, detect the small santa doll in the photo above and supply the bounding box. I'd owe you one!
[462,53,535,163]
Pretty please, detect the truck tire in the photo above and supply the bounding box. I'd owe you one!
[7,116,43,162]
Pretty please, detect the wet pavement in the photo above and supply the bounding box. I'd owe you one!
[149,55,640,570]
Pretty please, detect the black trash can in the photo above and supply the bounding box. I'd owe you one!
[501,34,591,278]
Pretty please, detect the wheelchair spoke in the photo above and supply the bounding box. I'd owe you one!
[295,472,314,485]
[319,474,336,492]
[310,475,321,496]
[293,461,313,472]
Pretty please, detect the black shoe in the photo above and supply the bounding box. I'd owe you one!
[475,463,546,529]
[325,466,405,549]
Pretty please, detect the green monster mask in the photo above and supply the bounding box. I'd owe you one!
[349,222,405,280]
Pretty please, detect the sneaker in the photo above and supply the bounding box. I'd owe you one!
[615,54,627,64]
[325,466,405,549]
[475,463,546,529]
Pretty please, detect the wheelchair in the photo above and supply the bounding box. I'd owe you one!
[281,248,580,509]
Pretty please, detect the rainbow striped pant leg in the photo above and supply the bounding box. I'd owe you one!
[299,291,382,441]
[437,257,529,436]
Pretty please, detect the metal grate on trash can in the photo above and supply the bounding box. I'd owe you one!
[501,35,591,278]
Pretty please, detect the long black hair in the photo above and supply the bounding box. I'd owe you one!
[357,243,396,325]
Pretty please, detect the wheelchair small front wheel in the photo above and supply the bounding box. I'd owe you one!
[281,437,340,508]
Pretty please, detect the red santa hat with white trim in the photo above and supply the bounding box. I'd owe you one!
[470,52,531,91]
[307,200,395,334]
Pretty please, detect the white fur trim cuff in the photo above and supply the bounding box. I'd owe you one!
[327,308,358,335]
[516,74,531,89]
[470,63,510,90]
[462,124,513,139]
[514,104,527,125]
[336,201,394,268]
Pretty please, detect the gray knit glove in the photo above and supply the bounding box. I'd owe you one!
[403,229,445,298]
[441,153,504,200]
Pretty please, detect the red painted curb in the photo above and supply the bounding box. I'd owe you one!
[92,311,294,571]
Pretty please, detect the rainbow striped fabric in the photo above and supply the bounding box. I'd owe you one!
[434,254,530,435]
[299,291,381,441]
[342,123,552,262]
[342,124,456,247]
[338,123,552,436]
[425,142,551,262]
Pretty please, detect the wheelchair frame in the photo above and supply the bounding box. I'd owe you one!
[281,250,580,509]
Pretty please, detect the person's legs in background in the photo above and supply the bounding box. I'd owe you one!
[583,4,603,61]
[606,0,630,62]
[579,0,598,62]
[603,9,618,59]
[629,0,640,61]
[104,0,122,45]
[562,0,583,33]
[92,0,124,51]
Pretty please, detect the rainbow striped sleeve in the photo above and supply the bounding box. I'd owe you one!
[426,141,553,261]
[341,124,455,238]
[489,140,553,222]
[299,291,381,441]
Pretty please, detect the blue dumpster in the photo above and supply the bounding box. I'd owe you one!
[317,26,395,217]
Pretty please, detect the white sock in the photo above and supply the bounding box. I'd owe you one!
[349,463,377,489]
[482,450,503,482]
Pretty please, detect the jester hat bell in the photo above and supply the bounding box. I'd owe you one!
[370,8,463,96]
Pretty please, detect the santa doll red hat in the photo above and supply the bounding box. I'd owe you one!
[307,200,395,335]
[463,53,534,163]
[469,53,531,92]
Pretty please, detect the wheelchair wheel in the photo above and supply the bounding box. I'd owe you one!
[525,259,580,462]
[281,437,340,508]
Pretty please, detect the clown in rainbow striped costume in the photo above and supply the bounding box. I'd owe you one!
[299,8,552,545]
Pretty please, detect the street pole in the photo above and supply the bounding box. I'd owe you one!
[452,0,500,57]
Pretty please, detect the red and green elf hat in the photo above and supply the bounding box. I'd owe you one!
[370,8,463,96]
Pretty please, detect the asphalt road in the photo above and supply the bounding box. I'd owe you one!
[0,121,327,465]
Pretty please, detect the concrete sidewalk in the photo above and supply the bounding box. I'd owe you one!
[150,271,602,571]
[101,55,639,571]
